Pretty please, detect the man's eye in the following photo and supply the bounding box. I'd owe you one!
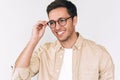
[59,19,66,22]
[49,21,55,25]
[50,22,54,25]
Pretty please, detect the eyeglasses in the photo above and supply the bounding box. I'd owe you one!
[47,16,72,29]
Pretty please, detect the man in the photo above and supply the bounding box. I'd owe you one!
[12,0,114,80]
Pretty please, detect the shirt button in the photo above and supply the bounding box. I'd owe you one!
[56,69,59,73]
[60,55,63,58]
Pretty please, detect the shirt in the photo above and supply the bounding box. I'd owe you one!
[12,33,114,80]
[58,48,72,80]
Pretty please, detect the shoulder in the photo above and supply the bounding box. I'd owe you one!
[81,37,114,76]
[82,37,113,65]
[82,37,111,58]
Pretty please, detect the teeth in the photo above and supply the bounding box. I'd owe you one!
[57,31,64,35]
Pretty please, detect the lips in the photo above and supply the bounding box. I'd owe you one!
[57,31,65,36]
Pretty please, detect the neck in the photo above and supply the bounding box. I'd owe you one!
[61,32,78,48]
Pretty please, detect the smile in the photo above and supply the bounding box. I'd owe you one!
[57,31,65,35]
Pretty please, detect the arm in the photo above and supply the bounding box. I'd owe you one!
[99,50,114,80]
[12,21,47,79]
[15,21,47,68]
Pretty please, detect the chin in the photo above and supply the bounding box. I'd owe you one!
[57,37,68,42]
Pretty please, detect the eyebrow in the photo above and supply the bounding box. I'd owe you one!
[49,17,69,21]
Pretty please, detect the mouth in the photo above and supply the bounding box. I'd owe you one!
[56,31,65,36]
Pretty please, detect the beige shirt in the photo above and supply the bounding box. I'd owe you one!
[12,34,114,80]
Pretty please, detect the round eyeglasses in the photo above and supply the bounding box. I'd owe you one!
[47,16,72,29]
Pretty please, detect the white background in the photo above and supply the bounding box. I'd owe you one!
[0,0,120,80]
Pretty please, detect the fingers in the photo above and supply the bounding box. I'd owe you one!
[37,21,47,28]
[33,21,47,31]
[31,20,48,42]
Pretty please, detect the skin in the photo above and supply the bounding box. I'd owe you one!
[48,7,78,48]
[15,7,78,68]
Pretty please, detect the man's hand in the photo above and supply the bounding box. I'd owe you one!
[31,21,47,43]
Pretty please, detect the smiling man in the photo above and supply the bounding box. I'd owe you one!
[12,0,114,80]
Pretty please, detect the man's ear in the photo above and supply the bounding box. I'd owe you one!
[73,16,77,26]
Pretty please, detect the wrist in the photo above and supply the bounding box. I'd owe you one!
[29,37,39,47]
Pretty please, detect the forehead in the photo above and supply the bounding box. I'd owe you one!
[48,7,70,20]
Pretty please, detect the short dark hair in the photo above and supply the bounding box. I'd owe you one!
[47,0,77,18]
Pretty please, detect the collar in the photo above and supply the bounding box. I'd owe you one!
[55,32,84,51]
[73,33,84,50]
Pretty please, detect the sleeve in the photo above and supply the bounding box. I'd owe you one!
[11,47,41,80]
[11,67,31,80]
[99,48,114,80]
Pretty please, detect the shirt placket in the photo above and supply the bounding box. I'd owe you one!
[54,49,64,80]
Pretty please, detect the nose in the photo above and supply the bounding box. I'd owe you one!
[55,22,61,30]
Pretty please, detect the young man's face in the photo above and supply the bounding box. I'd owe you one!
[48,7,77,42]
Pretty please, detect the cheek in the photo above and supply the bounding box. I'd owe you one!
[66,22,74,31]
[51,29,56,35]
